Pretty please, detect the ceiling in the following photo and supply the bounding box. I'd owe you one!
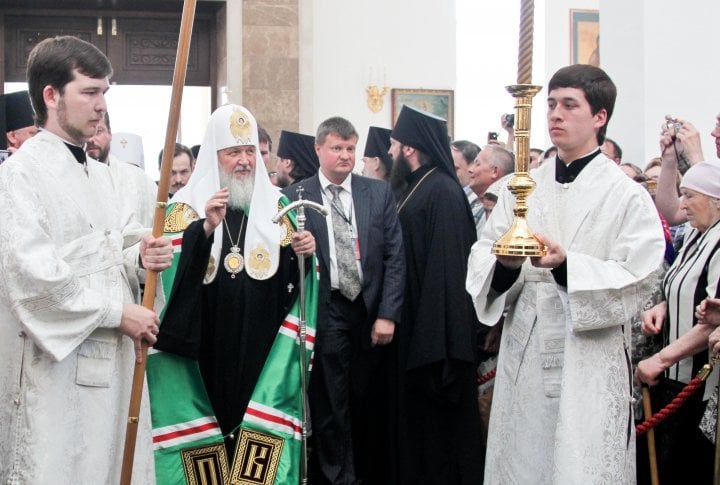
[0,0,224,13]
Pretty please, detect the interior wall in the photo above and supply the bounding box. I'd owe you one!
[537,0,598,152]
[188,0,720,169]
[455,1,547,151]
[543,0,719,166]
[543,0,598,82]
[301,0,456,154]
[602,0,720,166]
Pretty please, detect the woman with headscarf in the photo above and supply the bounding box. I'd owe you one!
[636,161,720,484]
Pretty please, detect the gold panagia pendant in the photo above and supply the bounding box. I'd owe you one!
[223,246,244,278]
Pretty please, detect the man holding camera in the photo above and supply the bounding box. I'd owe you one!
[486,114,515,151]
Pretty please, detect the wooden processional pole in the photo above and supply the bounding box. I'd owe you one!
[120,0,197,483]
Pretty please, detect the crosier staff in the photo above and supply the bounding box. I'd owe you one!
[120,0,197,482]
[273,187,328,485]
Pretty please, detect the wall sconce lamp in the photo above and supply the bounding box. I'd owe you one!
[366,85,389,113]
[366,66,388,113]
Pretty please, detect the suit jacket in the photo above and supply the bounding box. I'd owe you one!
[283,173,404,346]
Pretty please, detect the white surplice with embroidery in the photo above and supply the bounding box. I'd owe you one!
[0,131,155,484]
[467,154,665,485]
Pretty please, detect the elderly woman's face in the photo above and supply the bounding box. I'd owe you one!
[680,188,720,232]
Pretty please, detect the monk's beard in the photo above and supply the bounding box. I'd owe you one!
[219,169,254,211]
[390,152,411,193]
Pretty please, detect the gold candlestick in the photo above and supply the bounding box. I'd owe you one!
[492,84,546,257]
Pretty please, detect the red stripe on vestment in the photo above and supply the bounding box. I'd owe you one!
[281,320,315,343]
[153,421,220,444]
[245,406,302,434]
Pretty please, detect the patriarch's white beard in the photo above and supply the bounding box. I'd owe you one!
[219,169,254,211]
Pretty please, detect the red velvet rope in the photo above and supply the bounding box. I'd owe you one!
[477,368,497,385]
[635,377,704,436]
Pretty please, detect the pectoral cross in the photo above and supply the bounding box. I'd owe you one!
[287,283,294,293]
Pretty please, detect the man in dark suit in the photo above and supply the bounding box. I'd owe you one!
[283,116,404,485]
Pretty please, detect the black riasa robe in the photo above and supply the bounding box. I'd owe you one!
[395,165,483,484]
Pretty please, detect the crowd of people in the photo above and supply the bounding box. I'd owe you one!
[2,34,720,485]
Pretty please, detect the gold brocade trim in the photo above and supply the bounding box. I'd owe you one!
[277,201,294,247]
[165,202,199,233]
[279,221,293,248]
[247,244,272,279]
[229,429,284,485]
[181,443,230,485]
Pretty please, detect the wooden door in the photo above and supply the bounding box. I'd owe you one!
[3,12,211,86]
[105,16,211,86]
[4,15,103,82]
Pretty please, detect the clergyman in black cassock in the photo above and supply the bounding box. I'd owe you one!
[389,105,483,484]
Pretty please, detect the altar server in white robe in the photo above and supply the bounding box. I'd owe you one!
[0,36,172,485]
[466,64,665,484]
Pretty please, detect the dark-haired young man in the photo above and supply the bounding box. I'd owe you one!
[467,64,665,484]
[0,36,172,483]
